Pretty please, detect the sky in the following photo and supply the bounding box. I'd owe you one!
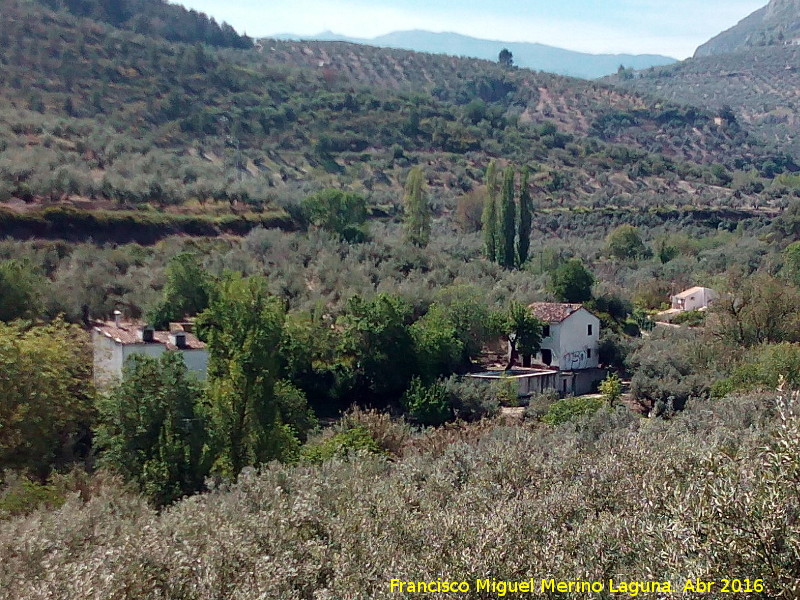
[173,0,768,59]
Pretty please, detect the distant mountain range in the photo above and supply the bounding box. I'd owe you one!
[269,30,677,79]
[695,0,800,57]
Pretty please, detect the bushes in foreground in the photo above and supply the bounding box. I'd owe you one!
[0,392,797,598]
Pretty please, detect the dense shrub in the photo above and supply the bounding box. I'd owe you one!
[712,343,800,398]
[540,396,605,425]
[626,328,721,410]
[301,425,384,463]
[2,393,797,597]
[442,376,500,422]
[402,378,451,426]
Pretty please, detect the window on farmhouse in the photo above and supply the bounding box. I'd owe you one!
[586,348,591,358]
[587,324,593,336]
[542,325,550,337]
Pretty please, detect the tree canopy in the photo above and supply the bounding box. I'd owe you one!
[549,258,595,303]
[0,319,94,477]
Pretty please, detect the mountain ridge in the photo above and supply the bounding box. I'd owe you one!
[695,0,800,57]
[268,29,677,79]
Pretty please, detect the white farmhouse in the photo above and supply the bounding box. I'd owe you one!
[670,286,716,312]
[526,302,600,371]
[472,302,605,397]
[92,313,208,386]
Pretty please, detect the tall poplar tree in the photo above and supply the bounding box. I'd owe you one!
[517,168,532,267]
[481,161,499,261]
[403,166,431,247]
[197,274,299,477]
[498,166,516,268]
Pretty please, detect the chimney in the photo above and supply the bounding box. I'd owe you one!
[169,331,187,349]
[113,310,122,328]
[138,326,155,343]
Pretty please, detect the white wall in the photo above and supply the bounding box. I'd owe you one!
[672,288,716,312]
[94,334,209,386]
[122,343,167,366]
[536,308,599,370]
[556,309,600,370]
[182,349,209,380]
[92,332,125,386]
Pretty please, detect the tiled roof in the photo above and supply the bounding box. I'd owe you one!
[93,321,206,350]
[673,286,710,298]
[528,302,585,323]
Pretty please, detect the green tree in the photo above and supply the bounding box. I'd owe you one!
[496,301,543,369]
[549,258,595,303]
[433,285,494,364]
[516,168,532,267]
[410,305,464,383]
[599,372,623,407]
[95,353,207,506]
[606,225,649,260]
[148,253,211,329]
[783,241,800,286]
[337,294,415,403]
[498,48,513,67]
[197,275,300,477]
[711,272,800,346]
[0,260,43,322]
[497,166,516,268]
[302,188,368,242]
[402,377,451,426]
[402,166,431,247]
[481,161,499,261]
[0,320,94,477]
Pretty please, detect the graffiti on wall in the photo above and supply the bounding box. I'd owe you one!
[562,350,589,370]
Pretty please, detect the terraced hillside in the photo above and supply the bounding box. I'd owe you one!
[0,0,794,238]
[259,39,770,165]
[607,44,800,156]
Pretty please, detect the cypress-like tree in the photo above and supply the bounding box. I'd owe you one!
[517,168,532,267]
[481,161,499,261]
[498,166,516,268]
[403,166,431,247]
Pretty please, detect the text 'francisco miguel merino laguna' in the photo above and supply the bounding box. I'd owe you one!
[389,577,764,597]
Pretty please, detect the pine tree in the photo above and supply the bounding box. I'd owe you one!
[517,168,532,267]
[403,166,431,247]
[498,166,516,268]
[481,161,499,261]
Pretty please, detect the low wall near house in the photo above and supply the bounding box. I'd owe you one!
[570,368,608,396]
[466,367,607,399]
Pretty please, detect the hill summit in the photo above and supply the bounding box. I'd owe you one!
[695,0,800,57]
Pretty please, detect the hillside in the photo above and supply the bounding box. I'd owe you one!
[607,44,800,156]
[695,0,800,57]
[273,30,677,79]
[0,0,794,238]
[34,0,253,48]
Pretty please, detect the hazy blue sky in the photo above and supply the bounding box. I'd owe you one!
[174,0,767,59]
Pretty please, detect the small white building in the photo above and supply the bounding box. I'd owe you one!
[92,315,208,387]
[670,286,716,312]
[469,303,604,398]
[526,302,601,371]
